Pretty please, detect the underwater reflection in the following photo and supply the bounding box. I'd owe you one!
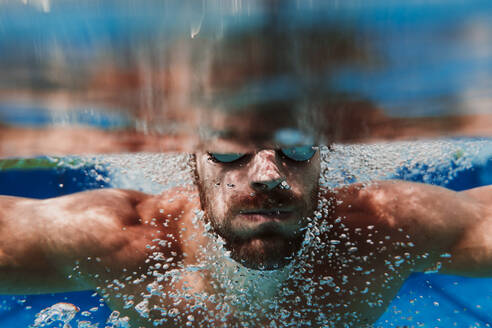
[2,107,492,157]
[1,0,492,158]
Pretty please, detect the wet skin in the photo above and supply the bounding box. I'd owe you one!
[0,147,492,326]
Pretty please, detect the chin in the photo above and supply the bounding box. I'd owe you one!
[229,236,301,271]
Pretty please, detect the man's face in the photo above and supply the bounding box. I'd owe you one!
[195,141,321,270]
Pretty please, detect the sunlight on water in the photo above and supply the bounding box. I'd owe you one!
[24,138,492,327]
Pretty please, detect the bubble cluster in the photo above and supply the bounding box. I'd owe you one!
[31,302,79,328]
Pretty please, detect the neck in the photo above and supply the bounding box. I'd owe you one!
[201,222,294,304]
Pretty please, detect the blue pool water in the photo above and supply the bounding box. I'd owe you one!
[1,153,492,327]
[1,1,491,326]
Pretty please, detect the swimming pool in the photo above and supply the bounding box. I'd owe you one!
[1,142,491,327]
[1,1,492,326]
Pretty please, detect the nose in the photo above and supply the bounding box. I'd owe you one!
[249,150,285,191]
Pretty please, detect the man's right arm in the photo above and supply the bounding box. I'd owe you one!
[0,189,155,294]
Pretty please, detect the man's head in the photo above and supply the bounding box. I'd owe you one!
[194,140,321,270]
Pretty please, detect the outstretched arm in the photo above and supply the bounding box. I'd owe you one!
[446,185,492,276]
[0,189,157,294]
[331,181,492,277]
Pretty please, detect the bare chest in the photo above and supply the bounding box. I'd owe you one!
[145,263,403,327]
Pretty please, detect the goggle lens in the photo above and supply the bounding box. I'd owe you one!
[209,146,316,163]
[280,146,317,162]
[209,153,246,163]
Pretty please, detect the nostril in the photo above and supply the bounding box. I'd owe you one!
[251,182,268,190]
[251,178,284,191]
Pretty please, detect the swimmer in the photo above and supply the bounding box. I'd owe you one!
[0,141,491,327]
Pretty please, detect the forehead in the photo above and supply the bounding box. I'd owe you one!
[198,138,275,154]
[198,128,317,154]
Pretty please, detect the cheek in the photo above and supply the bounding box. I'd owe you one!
[286,167,318,191]
[215,171,244,206]
[202,172,237,216]
[210,170,252,220]
[285,166,320,206]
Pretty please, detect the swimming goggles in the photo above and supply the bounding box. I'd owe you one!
[208,145,317,163]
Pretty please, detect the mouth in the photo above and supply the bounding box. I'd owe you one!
[237,208,295,222]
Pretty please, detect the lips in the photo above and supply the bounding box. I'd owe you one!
[237,208,295,221]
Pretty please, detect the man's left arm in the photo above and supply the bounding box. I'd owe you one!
[332,181,492,277]
[442,185,492,276]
